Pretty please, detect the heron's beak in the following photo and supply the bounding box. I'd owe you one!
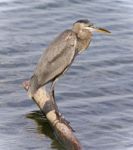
[85,26,111,34]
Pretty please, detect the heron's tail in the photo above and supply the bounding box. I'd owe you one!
[28,75,39,99]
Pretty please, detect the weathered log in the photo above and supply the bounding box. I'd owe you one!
[23,80,82,150]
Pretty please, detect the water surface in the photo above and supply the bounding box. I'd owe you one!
[0,0,133,149]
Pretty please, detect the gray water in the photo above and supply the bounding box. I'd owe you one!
[0,0,133,149]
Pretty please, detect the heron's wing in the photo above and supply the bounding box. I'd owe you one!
[34,30,77,87]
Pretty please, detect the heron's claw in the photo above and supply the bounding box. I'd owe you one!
[55,111,75,132]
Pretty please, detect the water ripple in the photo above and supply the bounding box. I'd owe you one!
[0,0,133,150]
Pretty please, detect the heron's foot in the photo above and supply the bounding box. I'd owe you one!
[55,111,75,132]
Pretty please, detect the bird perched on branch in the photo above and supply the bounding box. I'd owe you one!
[28,19,110,113]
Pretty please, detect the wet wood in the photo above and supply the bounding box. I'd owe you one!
[23,80,82,150]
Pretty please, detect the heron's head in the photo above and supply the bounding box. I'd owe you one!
[72,19,111,39]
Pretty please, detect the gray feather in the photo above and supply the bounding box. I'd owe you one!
[29,30,77,95]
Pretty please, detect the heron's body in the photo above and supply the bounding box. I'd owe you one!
[28,19,110,106]
[29,29,92,96]
[31,30,77,91]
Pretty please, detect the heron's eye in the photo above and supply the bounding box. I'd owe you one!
[87,23,94,27]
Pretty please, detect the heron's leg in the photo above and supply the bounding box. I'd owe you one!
[50,79,73,129]
[50,78,59,113]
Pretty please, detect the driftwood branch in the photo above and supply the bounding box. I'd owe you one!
[23,80,82,150]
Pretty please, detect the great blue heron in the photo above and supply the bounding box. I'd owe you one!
[28,19,110,112]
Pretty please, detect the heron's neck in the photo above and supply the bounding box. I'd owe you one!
[76,37,91,54]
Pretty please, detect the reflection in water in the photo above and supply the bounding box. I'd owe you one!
[26,110,65,150]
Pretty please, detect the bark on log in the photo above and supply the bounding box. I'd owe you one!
[23,80,82,150]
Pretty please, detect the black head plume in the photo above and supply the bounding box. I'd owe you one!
[75,19,94,27]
